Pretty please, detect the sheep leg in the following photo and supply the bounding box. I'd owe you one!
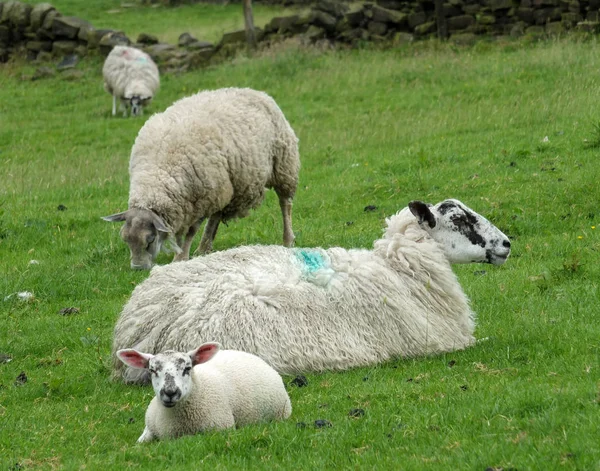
[173,219,204,262]
[137,427,155,443]
[278,194,295,247]
[194,213,221,255]
[112,95,117,116]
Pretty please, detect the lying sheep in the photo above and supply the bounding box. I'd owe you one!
[117,342,292,442]
[112,198,511,382]
[102,45,160,117]
[103,87,300,269]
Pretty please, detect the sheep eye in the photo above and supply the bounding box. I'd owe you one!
[146,234,155,245]
[183,366,192,376]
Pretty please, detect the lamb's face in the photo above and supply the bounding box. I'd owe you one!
[130,96,152,117]
[149,351,194,408]
[409,199,511,265]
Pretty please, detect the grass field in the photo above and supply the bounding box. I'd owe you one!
[1,4,600,469]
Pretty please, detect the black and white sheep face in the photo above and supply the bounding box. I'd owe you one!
[409,199,511,265]
[129,96,151,117]
[102,208,172,270]
[116,343,220,408]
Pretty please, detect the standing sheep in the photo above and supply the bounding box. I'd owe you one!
[112,198,511,383]
[117,342,292,442]
[102,87,300,270]
[102,45,160,117]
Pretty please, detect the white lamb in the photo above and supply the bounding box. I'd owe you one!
[117,342,292,442]
[102,87,300,270]
[102,45,160,117]
[112,198,511,383]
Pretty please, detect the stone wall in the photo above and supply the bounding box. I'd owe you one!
[1,0,600,70]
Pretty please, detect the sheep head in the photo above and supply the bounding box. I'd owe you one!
[409,199,511,265]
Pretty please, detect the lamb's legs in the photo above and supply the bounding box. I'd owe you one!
[137,427,155,443]
[278,194,295,247]
[112,95,117,116]
[173,219,204,262]
[194,213,221,255]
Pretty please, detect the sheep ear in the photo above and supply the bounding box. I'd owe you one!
[408,201,436,229]
[189,342,220,366]
[102,211,129,222]
[151,213,172,233]
[117,349,154,369]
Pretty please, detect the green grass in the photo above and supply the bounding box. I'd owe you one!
[1,20,600,471]
[26,0,298,43]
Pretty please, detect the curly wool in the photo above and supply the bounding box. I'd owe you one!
[102,46,159,100]
[112,208,475,382]
[144,350,292,440]
[127,87,300,233]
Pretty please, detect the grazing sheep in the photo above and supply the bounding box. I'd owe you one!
[102,45,160,117]
[102,87,300,270]
[112,198,511,383]
[117,342,292,442]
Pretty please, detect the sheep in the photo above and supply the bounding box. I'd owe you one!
[111,198,511,383]
[116,342,292,442]
[102,45,160,117]
[102,87,300,270]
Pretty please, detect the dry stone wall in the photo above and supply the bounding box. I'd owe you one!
[1,0,600,70]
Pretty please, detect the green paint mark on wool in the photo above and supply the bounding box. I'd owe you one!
[296,249,328,273]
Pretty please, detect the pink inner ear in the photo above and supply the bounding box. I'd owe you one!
[118,350,150,369]
[191,343,219,366]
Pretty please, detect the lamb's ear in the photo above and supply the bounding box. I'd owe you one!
[189,342,220,366]
[150,213,172,233]
[408,201,437,229]
[102,211,129,222]
[117,349,154,369]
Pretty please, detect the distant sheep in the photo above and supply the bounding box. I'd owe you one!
[117,342,292,442]
[102,87,300,270]
[102,45,160,117]
[112,198,511,383]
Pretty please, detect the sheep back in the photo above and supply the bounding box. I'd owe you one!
[112,218,474,380]
[102,46,160,99]
[127,87,300,233]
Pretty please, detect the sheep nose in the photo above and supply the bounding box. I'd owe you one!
[163,388,179,399]
[502,239,511,248]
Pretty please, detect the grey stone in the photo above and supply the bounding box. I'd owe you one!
[344,9,366,27]
[367,20,387,35]
[137,32,159,44]
[26,40,51,51]
[78,25,95,42]
[5,1,32,27]
[392,31,413,43]
[463,5,481,15]
[311,10,338,32]
[265,15,300,34]
[30,3,55,30]
[510,21,527,36]
[314,0,349,17]
[337,27,368,42]
[478,14,496,24]
[38,10,61,39]
[450,32,478,44]
[145,42,176,62]
[370,5,406,25]
[52,16,92,39]
[517,7,534,23]
[561,12,582,26]
[188,47,214,65]
[487,0,512,10]
[220,29,247,45]
[56,53,79,69]
[31,65,55,80]
[52,39,77,56]
[525,24,545,34]
[186,40,214,50]
[178,31,197,47]
[407,11,427,29]
[86,29,114,48]
[61,68,84,80]
[533,7,561,24]
[447,14,475,30]
[35,50,52,61]
[98,31,130,55]
[304,24,326,40]
[414,21,436,35]
[545,21,564,33]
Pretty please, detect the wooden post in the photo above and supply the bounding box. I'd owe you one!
[243,0,257,50]
[434,0,448,40]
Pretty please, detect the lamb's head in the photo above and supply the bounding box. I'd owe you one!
[409,199,511,265]
[125,82,153,117]
[117,343,220,408]
[128,95,152,117]
[102,208,177,270]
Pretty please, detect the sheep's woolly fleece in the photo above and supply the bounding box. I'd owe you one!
[141,349,292,441]
[128,87,299,233]
[113,206,478,382]
[102,46,159,102]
